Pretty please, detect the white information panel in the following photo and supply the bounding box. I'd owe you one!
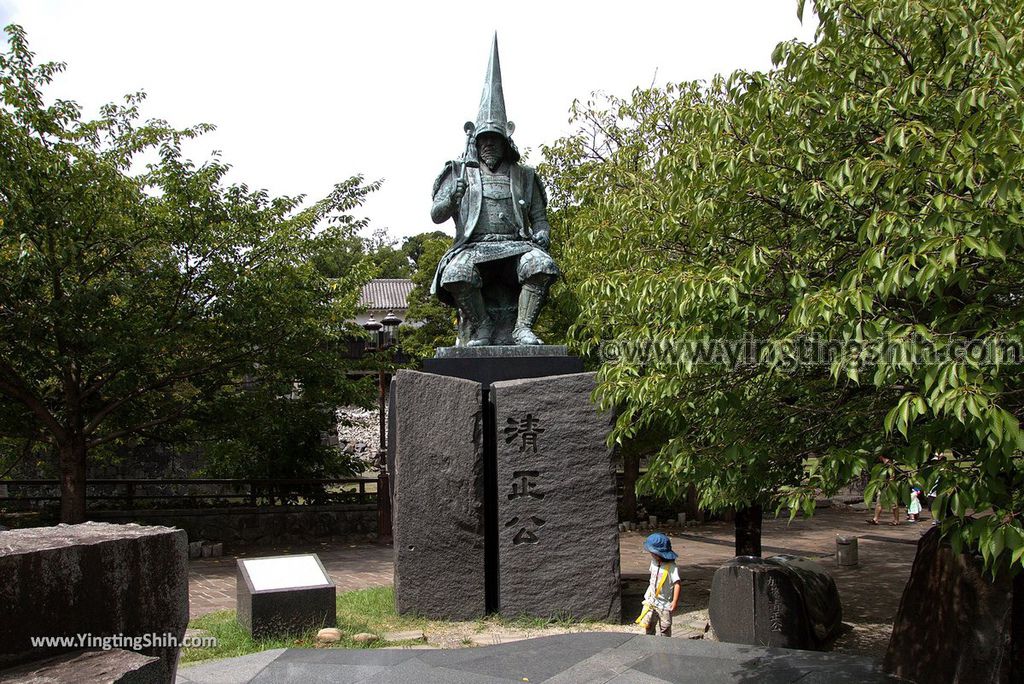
[241,554,331,592]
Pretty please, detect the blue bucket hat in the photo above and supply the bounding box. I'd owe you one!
[644,533,678,561]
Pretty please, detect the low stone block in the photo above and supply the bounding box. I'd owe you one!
[708,555,842,650]
[491,372,621,621]
[392,370,486,620]
[884,526,1023,683]
[0,522,188,683]
[236,554,336,639]
[0,648,162,684]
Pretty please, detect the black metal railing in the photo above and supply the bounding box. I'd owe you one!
[0,477,378,512]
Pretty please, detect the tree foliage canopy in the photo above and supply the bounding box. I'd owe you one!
[0,25,377,519]
[541,0,1024,573]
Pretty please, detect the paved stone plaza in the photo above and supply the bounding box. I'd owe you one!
[176,632,897,683]
[187,506,922,657]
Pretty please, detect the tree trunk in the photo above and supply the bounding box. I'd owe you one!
[621,451,639,521]
[58,437,87,523]
[685,484,702,522]
[734,503,763,557]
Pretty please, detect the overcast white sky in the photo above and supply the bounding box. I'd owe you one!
[0,1,816,241]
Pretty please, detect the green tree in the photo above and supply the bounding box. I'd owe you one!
[401,235,457,359]
[400,230,450,270]
[363,228,412,279]
[0,25,377,522]
[543,0,1024,568]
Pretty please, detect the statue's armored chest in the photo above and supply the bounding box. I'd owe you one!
[481,173,512,200]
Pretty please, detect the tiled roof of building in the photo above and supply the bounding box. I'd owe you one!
[359,278,414,310]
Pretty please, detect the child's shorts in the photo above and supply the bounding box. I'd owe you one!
[643,605,672,637]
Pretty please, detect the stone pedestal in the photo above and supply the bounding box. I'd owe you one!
[424,345,583,387]
[491,372,621,621]
[391,370,486,619]
[0,522,188,683]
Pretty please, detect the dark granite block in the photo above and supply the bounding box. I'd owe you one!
[392,370,486,620]
[236,554,336,639]
[490,372,620,621]
[0,522,188,684]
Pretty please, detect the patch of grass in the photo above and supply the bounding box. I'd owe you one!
[181,587,435,665]
[181,586,612,666]
[473,612,603,632]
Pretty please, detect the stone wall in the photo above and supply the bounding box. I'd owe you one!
[89,504,377,547]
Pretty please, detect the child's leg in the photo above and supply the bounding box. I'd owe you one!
[656,607,673,637]
[643,608,657,635]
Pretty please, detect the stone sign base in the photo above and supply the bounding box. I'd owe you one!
[236,554,336,639]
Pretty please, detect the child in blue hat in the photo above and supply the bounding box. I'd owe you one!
[637,532,681,636]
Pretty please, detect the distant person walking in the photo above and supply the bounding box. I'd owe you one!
[636,533,681,637]
[907,486,923,522]
[867,455,901,526]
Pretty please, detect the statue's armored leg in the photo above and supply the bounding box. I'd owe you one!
[441,256,493,346]
[453,286,494,347]
[512,278,548,345]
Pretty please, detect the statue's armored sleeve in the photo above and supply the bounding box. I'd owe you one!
[527,170,551,245]
[431,162,458,224]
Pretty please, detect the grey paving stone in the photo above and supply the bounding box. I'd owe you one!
[605,671,675,684]
[424,631,631,682]
[274,648,418,666]
[361,657,519,684]
[175,648,286,684]
[251,662,389,684]
[176,632,893,684]
[618,638,893,683]
[543,647,649,684]
[491,372,620,621]
[632,652,792,684]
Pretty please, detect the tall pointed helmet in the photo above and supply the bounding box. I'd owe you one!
[473,33,520,162]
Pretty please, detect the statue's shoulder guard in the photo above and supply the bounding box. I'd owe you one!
[432,162,456,199]
[518,163,548,208]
